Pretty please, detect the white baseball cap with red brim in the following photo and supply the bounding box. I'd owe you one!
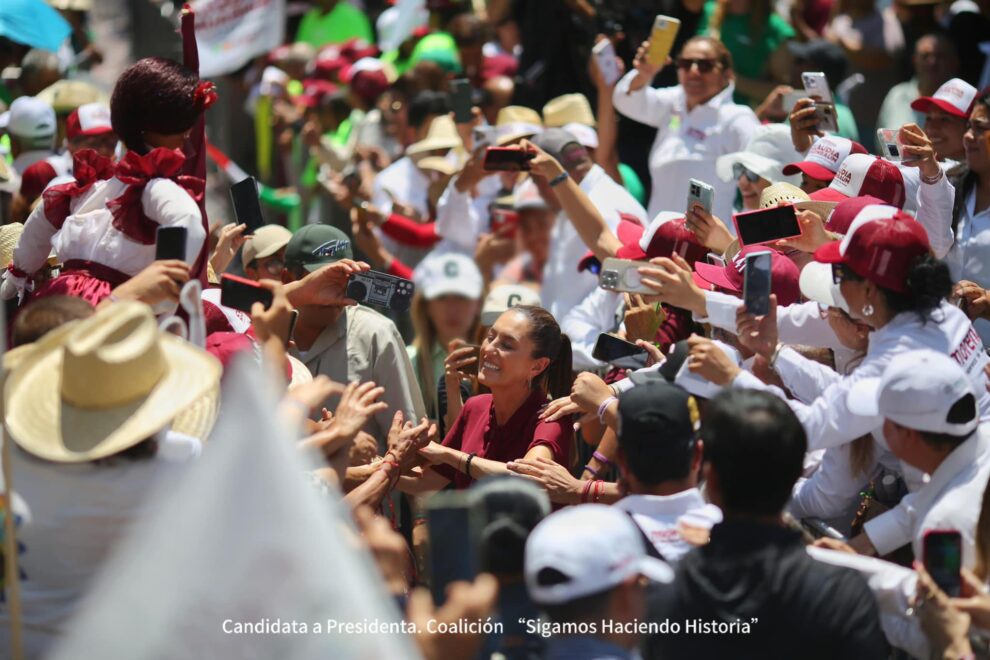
[783,136,868,183]
[809,154,907,209]
[911,78,977,119]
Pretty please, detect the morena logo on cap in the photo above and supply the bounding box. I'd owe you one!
[312,239,349,257]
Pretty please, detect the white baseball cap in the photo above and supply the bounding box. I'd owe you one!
[514,178,548,211]
[524,504,674,605]
[911,78,978,119]
[847,350,979,436]
[798,262,849,312]
[810,154,907,208]
[562,122,599,149]
[480,284,541,325]
[0,96,56,139]
[242,224,293,266]
[782,136,868,182]
[412,252,483,301]
[715,124,802,185]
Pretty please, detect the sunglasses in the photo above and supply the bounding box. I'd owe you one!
[676,58,719,73]
[831,263,852,284]
[732,163,761,183]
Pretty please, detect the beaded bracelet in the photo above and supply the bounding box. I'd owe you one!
[465,452,478,478]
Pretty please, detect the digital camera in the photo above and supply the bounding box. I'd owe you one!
[346,271,414,312]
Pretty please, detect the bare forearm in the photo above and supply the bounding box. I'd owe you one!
[344,468,392,508]
[556,176,621,259]
[594,89,623,183]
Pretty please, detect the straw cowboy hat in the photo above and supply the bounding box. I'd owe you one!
[542,94,597,129]
[495,105,543,146]
[407,115,463,158]
[0,223,24,269]
[4,301,222,463]
[759,182,837,220]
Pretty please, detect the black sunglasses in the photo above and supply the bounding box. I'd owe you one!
[732,163,761,183]
[832,263,852,284]
[676,57,719,73]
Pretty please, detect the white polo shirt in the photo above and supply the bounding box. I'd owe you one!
[864,427,990,560]
[540,164,647,320]
[945,187,990,345]
[614,488,723,564]
[612,73,760,221]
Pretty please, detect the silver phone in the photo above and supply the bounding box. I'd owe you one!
[599,257,656,295]
[687,178,715,216]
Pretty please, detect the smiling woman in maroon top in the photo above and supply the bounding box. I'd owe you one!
[400,306,574,491]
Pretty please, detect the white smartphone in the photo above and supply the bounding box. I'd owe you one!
[801,72,833,104]
[687,178,715,216]
[593,39,621,87]
[599,257,656,295]
[876,128,906,162]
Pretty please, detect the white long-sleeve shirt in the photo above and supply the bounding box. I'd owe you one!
[433,174,503,254]
[612,73,759,221]
[945,186,990,345]
[733,302,990,453]
[561,287,624,371]
[540,164,647,320]
[902,166,955,259]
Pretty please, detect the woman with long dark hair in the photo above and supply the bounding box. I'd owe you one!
[400,305,574,492]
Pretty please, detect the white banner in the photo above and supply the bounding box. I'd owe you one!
[191,0,286,77]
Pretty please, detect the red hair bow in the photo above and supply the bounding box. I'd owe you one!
[42,149,115,230]
[193,81,218,111]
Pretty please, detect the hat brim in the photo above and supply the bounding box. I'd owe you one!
[715,152,780,183]
[248,237,291,263]
[693,262,739,293]
[407,137,461,156]
[799,262,840,308]
[810,187,849,203]
[73,126,115,138]
[423,281,483,301]
[783,161,837,181]
[5,334,222,463]
[910,97,968,118]
[495,130,538,146]
[813,240,844,264]
[794,199,838,221]
[846,377,881,417]
[638,556,675,585]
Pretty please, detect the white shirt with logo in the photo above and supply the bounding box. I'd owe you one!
[614,489,722,563]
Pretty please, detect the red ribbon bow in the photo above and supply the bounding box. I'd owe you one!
[42,149,115,229]
[106,147,205,245]
[193,81,218,111]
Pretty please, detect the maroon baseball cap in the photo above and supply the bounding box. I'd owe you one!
[693,245,801,306]
[814,208,931,293]
[19,160,57,202]
[577,214,644,271]
[809,154,906,209]
[824,195,887,235]
[782,136,868,183]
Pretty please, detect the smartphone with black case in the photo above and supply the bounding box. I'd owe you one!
[229,177,265,235]
[732,205,801,247]
[450,78,473,124]
[924,530,963,597]
[483,146,534,172]
[427,491,481,606]
[743,250,773,317]
[346,270,415,312]
[220,273,274,313]
[592,333,648,369]
[155,226,187,261]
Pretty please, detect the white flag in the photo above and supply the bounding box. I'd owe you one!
[50,357,420,659]
[190,0,286,78]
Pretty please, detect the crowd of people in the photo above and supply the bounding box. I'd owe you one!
[5,0,990,658]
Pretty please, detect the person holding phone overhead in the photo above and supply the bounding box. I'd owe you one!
[612,35,760,222]
[1,57,213,307]
[399,305,574,492]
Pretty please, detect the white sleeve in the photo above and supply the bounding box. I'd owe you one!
[371,174,394,214]
[863,493,918,557]
[773,346,844,404]
[788,444,872,521]
[723,108,761,154]
[699,290,743,331]
[11,202,58,276]
[611,72,674,128]
[434,181,481,253]
[777,301,842,350]
[142,179,206,269]
[913,170,955,260]
[561,288,621,372]
[731,369,790,399]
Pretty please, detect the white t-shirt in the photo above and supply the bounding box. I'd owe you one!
[613,489,722,564]
[0,432,199,658]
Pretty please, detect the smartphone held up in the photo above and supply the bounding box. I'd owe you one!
[483,146,534,172]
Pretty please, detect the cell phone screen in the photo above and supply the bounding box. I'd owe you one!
[743,251,772,317]
[925,531,963,597]
[450,79,473,124]
[483,147,533,171]
[155,226,187,261]
[734,205,800,246]
[427,498,479,606]
[220,274,274,313]
[230,177,265,235]
[592,333,648,368]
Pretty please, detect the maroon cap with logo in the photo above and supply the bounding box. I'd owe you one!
[809,154,906,209]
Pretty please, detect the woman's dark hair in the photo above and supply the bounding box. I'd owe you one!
[111,57,208,154]
[512,305,573,399]
[843,254,952,322]
[472,476,550,576]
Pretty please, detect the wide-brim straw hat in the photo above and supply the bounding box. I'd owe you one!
[759,181,837,220]
[0,223,24,269]
[407,115,462,157]
[495,105,543,146]
[4,301,222,463]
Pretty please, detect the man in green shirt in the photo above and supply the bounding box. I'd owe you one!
[295,0,374,48]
